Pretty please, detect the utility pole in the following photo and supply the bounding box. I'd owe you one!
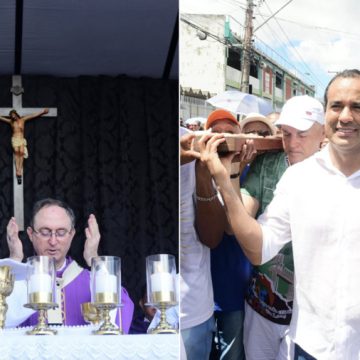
[240,0,255,93]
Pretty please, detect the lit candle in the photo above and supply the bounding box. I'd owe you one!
[94,266,118,303]
[150,272,174,292]
[28,273,52,303]
[28,273,52,293]
[95,273,117,293]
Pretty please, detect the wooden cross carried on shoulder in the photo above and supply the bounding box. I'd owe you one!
[0,75,58,230]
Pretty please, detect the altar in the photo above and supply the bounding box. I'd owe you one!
[0,325,179,359]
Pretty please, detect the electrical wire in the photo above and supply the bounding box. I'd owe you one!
[258,1,326,92]
[180,16,229,45]
[262,16,360,39]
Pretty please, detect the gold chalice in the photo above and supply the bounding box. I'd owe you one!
[81,302,103,324]
[0,266,15,328]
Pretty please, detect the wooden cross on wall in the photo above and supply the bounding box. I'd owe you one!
[0,75,58,230]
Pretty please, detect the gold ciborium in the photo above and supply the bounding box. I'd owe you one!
[0,266,15,328]
[146,254,178,334]
[91,256,122,335]
[81,302,103,324]
[24,256,58,335]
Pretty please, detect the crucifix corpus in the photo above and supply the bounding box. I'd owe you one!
[0,75,57,230]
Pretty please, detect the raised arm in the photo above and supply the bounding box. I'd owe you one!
[83,214,100,267]
[22,108,49,122]
[6,217,24,262]
[180,132,200,165]
[0,116,11,124]
[195,159,227,249]
[198,133,263,264]
[224,159,254,234]
[195,134,257,248]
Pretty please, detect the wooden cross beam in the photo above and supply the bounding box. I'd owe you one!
[0,75,57,231]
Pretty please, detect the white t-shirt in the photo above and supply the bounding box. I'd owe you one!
[259,145,360,359]
[179,127,214,330]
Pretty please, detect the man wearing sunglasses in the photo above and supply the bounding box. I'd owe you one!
[5,198,134,331]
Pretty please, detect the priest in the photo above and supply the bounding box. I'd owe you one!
[5,198,134,332]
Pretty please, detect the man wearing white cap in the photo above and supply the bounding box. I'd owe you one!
[197,69,360,359]
[240,95,325,360]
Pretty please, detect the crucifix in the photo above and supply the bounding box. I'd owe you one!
[0,75,57,230]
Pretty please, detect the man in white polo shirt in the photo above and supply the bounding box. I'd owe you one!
[198,69,360,359]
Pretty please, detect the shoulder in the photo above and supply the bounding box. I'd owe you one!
[287,152,319,175]
[65,257,88,274]
[276,153,319,191]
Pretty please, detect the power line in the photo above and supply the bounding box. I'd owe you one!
[180,16,229,45]
[218,0,247,10]
[259,1,326,91]
[252,11,324,91]
[254,0,294,32]
[252,10,307,79]
[261,16,360,39]
[253,36,317,85]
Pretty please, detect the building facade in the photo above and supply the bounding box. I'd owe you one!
[180,14,315,120]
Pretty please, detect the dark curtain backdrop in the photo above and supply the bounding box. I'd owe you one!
[0,75,178,308]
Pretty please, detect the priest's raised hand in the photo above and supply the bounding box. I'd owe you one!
[6,217,24,262]
[83,213,100,267]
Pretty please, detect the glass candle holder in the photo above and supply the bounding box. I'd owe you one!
[146,254,177,305]
[26,256,56,304]
[91,256,121,305]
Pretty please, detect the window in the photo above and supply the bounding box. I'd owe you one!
[293,83,298,96]
[250,60,258,78]
[276,72,283,89]
[264,72,270,93]
[227,47,241,70]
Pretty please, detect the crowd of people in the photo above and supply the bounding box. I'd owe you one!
[180,69,360,360]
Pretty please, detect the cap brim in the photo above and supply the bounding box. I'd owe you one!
[275,117,314,131]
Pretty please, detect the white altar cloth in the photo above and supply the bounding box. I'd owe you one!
[0,325,179,360]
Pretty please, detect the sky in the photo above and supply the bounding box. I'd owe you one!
[180,0,360,98]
